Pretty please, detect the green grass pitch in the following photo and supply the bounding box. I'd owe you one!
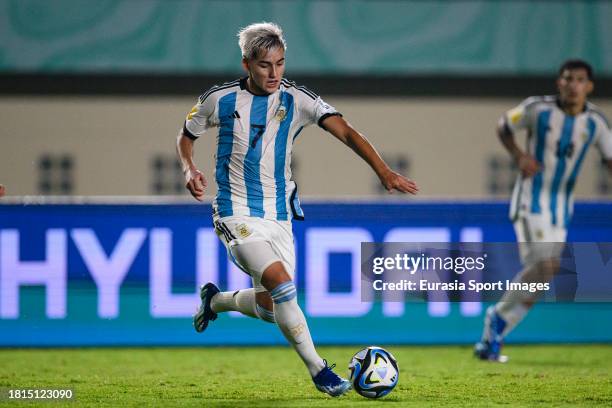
[1,345,611,407]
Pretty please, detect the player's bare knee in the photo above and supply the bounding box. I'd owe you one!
[263,262,298,307]
[535,258,560,281]
[544,258,560,272]
[261,261,292,292]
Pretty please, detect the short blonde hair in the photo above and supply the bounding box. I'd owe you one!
[237,22,286,60]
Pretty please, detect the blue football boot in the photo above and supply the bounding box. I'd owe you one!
[193,282,220,333]
[474,306,509,363]
[312,360,352,397]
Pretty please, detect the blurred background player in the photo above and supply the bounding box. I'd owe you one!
[176,22,418,396]
[475,59,612,362]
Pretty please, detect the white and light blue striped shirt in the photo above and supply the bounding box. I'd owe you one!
[184,77,339,221]
[504,96,612,227]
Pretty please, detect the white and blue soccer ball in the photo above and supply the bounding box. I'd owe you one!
[349,346,399,398]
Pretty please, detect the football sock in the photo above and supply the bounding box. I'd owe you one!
[270,281,325,377]
[495,301,528,338]
[255,303,275,323]
[210,288,257,318]
[494,266,538,337]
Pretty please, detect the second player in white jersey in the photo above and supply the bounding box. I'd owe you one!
[476,59,612,363]
[505,95,612,228]
[184,77,337,221]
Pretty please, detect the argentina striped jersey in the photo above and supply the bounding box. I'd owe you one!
[184,77,340,221]
[504,96,612,227]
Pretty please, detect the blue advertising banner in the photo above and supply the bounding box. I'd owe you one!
[0,202,611,346]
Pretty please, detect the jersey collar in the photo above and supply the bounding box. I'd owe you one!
[556,96,588,114]
[240,77,279,97]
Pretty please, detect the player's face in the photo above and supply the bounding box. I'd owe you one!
[557,68,593,109]
[243,47,285,95]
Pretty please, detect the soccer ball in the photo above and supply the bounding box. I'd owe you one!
[349,346,399,398]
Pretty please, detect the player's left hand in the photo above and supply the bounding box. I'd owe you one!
[380,170,419,194]
[185,168,207,201]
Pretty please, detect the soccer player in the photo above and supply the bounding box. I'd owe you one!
[176,22,418,396]
[475,59,612,362]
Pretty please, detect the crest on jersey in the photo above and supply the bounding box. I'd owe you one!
[236,223,252,238]
[581,132,589,142]
[275,105,287,122]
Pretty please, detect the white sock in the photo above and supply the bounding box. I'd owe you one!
[494,267,538,337]
[210,288,257,318]
[270,281,325,377]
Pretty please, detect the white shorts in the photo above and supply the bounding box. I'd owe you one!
[513,213,567,266]
[214,215,295,293]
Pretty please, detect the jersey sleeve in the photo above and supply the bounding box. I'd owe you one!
[183,90,218,139]
[595,117,612,160]
[296,88,341,128]
[502,97,538,133]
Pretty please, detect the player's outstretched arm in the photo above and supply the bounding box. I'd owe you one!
[497,119,540,178]
[176,131,207,201]
[320,115,418,194]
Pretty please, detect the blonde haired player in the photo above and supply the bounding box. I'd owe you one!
[176,22,418,396]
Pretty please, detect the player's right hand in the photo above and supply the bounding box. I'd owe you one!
[518,153,540,178]
[185,168,207,201]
